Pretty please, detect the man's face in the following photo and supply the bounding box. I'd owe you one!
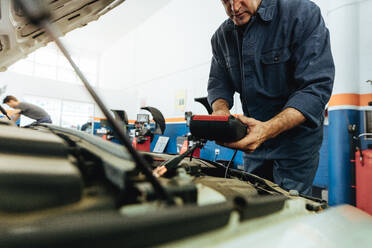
[6,100,18,108]
[221,0,255,26]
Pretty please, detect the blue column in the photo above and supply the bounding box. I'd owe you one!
[328,109,360,205]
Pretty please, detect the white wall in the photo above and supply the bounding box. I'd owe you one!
[327,0,372,96]
[100,0,342,120]
[100,0,372,119]
[357,1,372,95]
[100,0,233,119]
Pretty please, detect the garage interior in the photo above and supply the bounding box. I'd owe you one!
[0,0,371,247]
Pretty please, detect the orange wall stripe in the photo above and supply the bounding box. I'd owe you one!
[328,93,372,107]
[163,117,186,122]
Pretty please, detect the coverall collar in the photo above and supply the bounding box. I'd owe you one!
[256,0,276,22]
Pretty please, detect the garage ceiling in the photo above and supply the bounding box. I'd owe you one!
[65,0,172,54]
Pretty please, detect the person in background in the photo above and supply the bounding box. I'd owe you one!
[3,95,52,125]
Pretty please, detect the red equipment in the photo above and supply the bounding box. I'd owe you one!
[356,149,372,215]
[132,137,151,152]
[180,140,201,158]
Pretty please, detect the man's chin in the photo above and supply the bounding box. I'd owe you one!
[232,15,251,26]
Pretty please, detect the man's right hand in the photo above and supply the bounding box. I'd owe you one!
[211,99,230,116]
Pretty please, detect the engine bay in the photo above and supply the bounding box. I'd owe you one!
[0,120,326,247]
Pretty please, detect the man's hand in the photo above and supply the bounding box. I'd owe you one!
[220,116,270,153]
[219,108,306,153]
[212,99,230,116]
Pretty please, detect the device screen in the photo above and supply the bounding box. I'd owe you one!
[137,114,149,123]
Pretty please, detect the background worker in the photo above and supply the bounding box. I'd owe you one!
[208,0,335,195]
[3,95,52,125]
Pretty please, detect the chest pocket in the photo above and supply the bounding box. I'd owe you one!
[225,55,242,93]
[260,47,291,97]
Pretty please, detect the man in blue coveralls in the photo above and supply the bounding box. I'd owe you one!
[208,0,335,195]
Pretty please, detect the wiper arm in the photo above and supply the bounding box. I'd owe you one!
[0,105,11,120]
[15,0,174,205]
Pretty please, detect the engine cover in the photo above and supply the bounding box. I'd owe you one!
[0,125,82,212]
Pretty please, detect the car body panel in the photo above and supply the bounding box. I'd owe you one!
[161,204,372,248]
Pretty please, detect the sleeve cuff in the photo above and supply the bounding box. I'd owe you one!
[207,90,234,110]
[283,92,324,128]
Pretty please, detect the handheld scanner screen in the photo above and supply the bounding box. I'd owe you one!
[190,115,247,142]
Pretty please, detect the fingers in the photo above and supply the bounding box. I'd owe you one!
[215,116,264,153]
[217,139,257,153]
[237,115,258,127]
[222,133,258,151]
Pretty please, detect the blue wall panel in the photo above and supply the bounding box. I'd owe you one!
[313,126,328,188]
[151,123,188,154]
[200,141,244,167]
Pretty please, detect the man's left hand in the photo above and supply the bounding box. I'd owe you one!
[219,116,271,153]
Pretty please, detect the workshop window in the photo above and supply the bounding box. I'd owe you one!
[20,96,95,130]
[9,43,99,87]
[61,100,94,130]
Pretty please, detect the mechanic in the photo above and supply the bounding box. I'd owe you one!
[3,95,52,124]
[208,0,335,195]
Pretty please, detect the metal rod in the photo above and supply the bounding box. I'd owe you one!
[40,21,174,205]
[359,133,372,138]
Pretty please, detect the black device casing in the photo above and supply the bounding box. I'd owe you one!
[190,115,247,143]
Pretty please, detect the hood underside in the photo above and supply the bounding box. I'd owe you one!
[0,0,124,71]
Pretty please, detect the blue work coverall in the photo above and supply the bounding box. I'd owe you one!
[207,0,335,195]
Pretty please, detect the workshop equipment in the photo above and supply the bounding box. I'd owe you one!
[190,115,247,142]
[177,112,202,158]
[348,124,359,206]
[132,113,152,152]
[348,102,372,210]
[356,149,372,215]
[131,106,166,152]
[194,97,213,114]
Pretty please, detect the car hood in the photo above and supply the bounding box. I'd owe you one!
[0,0,124,71]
